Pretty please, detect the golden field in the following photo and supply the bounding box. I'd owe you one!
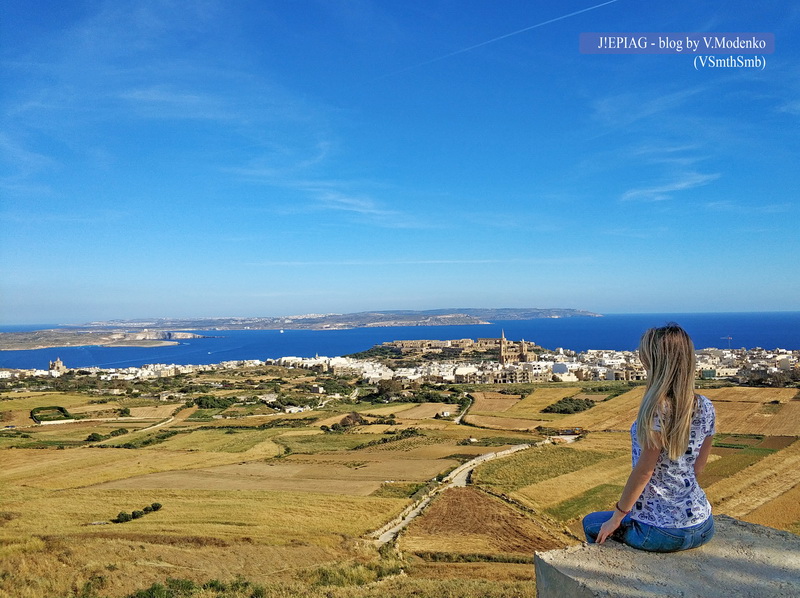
[0,383,798,597]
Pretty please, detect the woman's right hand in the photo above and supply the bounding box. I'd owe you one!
[596,513,624,543]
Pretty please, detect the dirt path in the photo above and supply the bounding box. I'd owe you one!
[371,442,544,546]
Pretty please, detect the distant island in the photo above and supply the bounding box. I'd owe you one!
[80,307,601,330]
[0,308,601,351]
[0,330,207,351]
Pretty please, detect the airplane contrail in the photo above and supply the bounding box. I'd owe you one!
[382,0,621,77]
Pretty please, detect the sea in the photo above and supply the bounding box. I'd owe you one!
[0,312,798,371]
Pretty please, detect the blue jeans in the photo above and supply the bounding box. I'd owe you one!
[582,511,714,553]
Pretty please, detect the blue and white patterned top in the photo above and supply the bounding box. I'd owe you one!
[630,394,715,528]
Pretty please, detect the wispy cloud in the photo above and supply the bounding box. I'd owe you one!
[778,100,800,116]
[621,172,721,202]
[118,86,234,120]
[592,87,708,130]
[705,201,793,214]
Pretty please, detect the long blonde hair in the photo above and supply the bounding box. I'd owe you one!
[636,323,697,460]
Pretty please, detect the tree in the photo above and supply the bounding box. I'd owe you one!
[376,379,402,399]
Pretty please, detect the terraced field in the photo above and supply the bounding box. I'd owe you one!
[1,383,798,598]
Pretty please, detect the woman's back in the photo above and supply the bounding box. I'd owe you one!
[630,394,715,528]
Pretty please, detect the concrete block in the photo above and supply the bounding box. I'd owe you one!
[534,515,800,597]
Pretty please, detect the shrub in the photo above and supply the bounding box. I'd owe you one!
[542,397,595,414]
[194,395,235,409]
[143,506,153,513]
[86,433,105,442]
[165,578,196,593]
[151,502,163,511]
[131,510,145,519]
[115,512,132,523]
[202,579,225,591]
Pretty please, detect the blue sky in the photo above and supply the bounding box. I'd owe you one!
[2,0,799,324]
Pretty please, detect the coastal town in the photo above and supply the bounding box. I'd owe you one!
[3,334,797,389]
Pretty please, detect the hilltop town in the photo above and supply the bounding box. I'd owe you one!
[4,334,797,390]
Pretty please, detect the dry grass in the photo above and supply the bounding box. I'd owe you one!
[129,404,180,418]
[356,404,416,416]
[503,387,582,419]
[569,432,631,455]
[545,387,800,435]
[0,391,96,412]
[556,387,645,430]
[0,448,256,489]
[463,415,546,431]
[743,482,800,531]
[399,487,573,555]
[1,486,404,547]
[399,403,460,420]
[92,456,458,496]
[469,392,521,415]
[472,445,609,494]
[513,454,630,510]
[358,434,447,453]
[702,387,797,403]
[144,428,282,456]
[0,484,406,598]
[66,402,124,414]
[408,561,535,582]
[707,438,800,518]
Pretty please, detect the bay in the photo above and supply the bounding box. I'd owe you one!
[0,312,798,370]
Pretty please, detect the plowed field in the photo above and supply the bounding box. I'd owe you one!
[128,405,178,418]
[470,392,520,414]
[399,487,573,555]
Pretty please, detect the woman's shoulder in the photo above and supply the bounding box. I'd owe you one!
[694,393,716,414]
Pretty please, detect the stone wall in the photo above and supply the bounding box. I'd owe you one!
[534,515,800,598]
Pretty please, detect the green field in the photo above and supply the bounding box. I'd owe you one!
[472,445,609,493]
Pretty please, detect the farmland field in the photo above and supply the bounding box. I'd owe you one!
[464,414,549,430]
[469,392,521,414]
[556,387,645,430]
[1,382,799,598]
[503,387,583,419]
[128,404,178,418]
[472,445,610,494]
[144,428,283,456]
[399,487,573,555]
[398,403,460,419]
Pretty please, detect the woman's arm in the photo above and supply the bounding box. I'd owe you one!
[595,443,661,543]
[694,435,714,477]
